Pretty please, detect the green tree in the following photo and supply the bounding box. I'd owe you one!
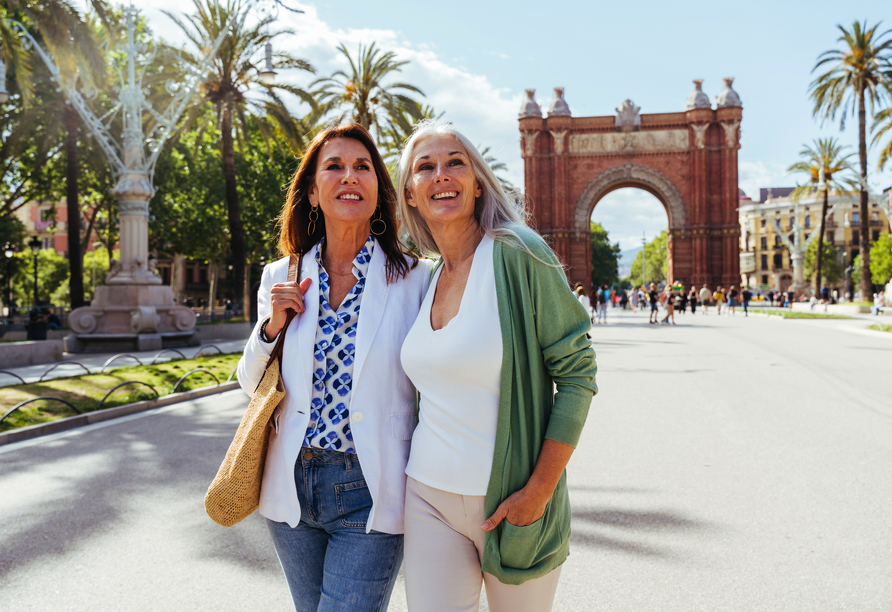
[804,238,844,286]
[810,20,892,300]
[868,233,892,285]
[589,222,620,288]
[629,230,668,286]
[10,248,69,308]
[787,138,855,296]
[313,42,424,143]
[166,0,314,316]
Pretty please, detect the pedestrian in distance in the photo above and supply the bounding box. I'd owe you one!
[661,287,676,325]
[576,286,593,323]
[699,284,711,315]
[597,284,610,324]
[713,286,725,315]
[726,285,739,316]
[235,123,430,612]
[396,120,598,612]
[688,287,698,314]
[742,286,752,316]
[648,282,660,324]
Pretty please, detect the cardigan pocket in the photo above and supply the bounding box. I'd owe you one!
[498,509,547,570]
[390,411,419,441]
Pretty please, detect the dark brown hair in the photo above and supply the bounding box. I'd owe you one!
[278,122,417,283]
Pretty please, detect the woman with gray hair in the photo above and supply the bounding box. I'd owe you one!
[396,120,598,612]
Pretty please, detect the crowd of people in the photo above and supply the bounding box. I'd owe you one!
[575,282,756,325]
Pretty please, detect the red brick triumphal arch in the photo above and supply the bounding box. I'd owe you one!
[518,80,744,292]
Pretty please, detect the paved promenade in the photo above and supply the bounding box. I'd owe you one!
[1,309,890,611]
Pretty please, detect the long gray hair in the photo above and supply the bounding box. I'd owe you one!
[396,119,546,260]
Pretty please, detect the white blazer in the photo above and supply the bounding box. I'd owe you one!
[236,241,431,534]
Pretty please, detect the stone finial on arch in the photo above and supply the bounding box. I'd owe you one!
[574,164,688,231]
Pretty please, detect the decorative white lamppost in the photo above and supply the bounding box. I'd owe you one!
[1,1,287,351]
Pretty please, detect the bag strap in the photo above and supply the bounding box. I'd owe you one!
[266,252,303,366]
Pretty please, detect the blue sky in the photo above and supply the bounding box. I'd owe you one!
[135,0,892,250]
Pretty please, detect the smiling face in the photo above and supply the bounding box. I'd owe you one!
[404,134,482,230]
[308,137,378,232]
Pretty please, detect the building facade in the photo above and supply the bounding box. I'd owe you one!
[738,188,891,292]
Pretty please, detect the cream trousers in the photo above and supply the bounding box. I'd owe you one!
[404,477,562,612]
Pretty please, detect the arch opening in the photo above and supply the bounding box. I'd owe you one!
[590,187,669,288]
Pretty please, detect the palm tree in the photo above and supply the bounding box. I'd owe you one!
[810,20,892,299]
[787,138,855,295]
[165,0,315,317]
[479,146,515,193]
[872,106,892,171]
[313,43,424,142]
[0,3,110,309]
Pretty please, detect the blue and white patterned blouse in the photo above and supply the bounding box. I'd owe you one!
[303,235,375,454]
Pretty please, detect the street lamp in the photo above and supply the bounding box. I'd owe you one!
[259,42,277,85]
[28,235,40,306]
[3,244,14,318]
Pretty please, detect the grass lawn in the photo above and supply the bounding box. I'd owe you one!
[749,308,852,320]
[868,323,892,333]
[0,353,241,432]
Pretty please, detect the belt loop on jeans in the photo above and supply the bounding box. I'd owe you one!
[345,453,353,471]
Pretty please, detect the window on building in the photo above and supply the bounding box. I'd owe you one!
[41,237,52,250]
[775,217,781,227]
[40,209,55,222]
[760,254,768,269]
[760,219,766,229]
[773,253,783,269]
[852,212,860,224]
[789,216,795,227]
[852,230,860,244]
[760,237,767,249]
[805,215,811,228]
[804,233,810,242]
[826,230,835,243]
[774,235,781,246]
[873,230,880,242]
[761,274,769,285]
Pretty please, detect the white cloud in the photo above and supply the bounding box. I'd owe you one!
[738,159,789,202]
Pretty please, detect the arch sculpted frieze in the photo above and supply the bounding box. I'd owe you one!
[574,164,688,230]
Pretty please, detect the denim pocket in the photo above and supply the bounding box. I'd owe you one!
[334,478,372,528]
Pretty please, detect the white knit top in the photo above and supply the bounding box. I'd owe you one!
[401,235,503,495]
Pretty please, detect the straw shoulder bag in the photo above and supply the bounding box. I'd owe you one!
[204,252,302,527]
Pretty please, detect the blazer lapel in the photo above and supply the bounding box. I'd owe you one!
[282,244,320,405]
[352,240,389,389]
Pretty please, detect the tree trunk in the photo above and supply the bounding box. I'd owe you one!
[243,262,251,322]
[171,254,186,304]
[857,87,871,301]
[219,106,246,320]
[814,187,828,297]
[64,105,85,309]
[207,258,218,321]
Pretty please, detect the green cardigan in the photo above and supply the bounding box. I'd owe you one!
[482,226,598,585]
[428,226,598,584]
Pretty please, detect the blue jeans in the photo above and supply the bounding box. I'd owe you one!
[266,449,403,612]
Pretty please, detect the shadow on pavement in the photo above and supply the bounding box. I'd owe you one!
[0,394,282,580]
[570,506,713,560]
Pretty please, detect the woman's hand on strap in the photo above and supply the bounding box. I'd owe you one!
[264,278,313,340]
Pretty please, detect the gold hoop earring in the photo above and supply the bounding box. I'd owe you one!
[371,207,386,236]
[308,203,319,235]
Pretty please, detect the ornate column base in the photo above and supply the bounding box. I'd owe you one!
[65,284,198,354]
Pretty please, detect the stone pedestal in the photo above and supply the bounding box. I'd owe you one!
[790,251,809,297]
[66,284,197,353]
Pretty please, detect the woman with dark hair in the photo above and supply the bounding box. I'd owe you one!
[236,122,429,612]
